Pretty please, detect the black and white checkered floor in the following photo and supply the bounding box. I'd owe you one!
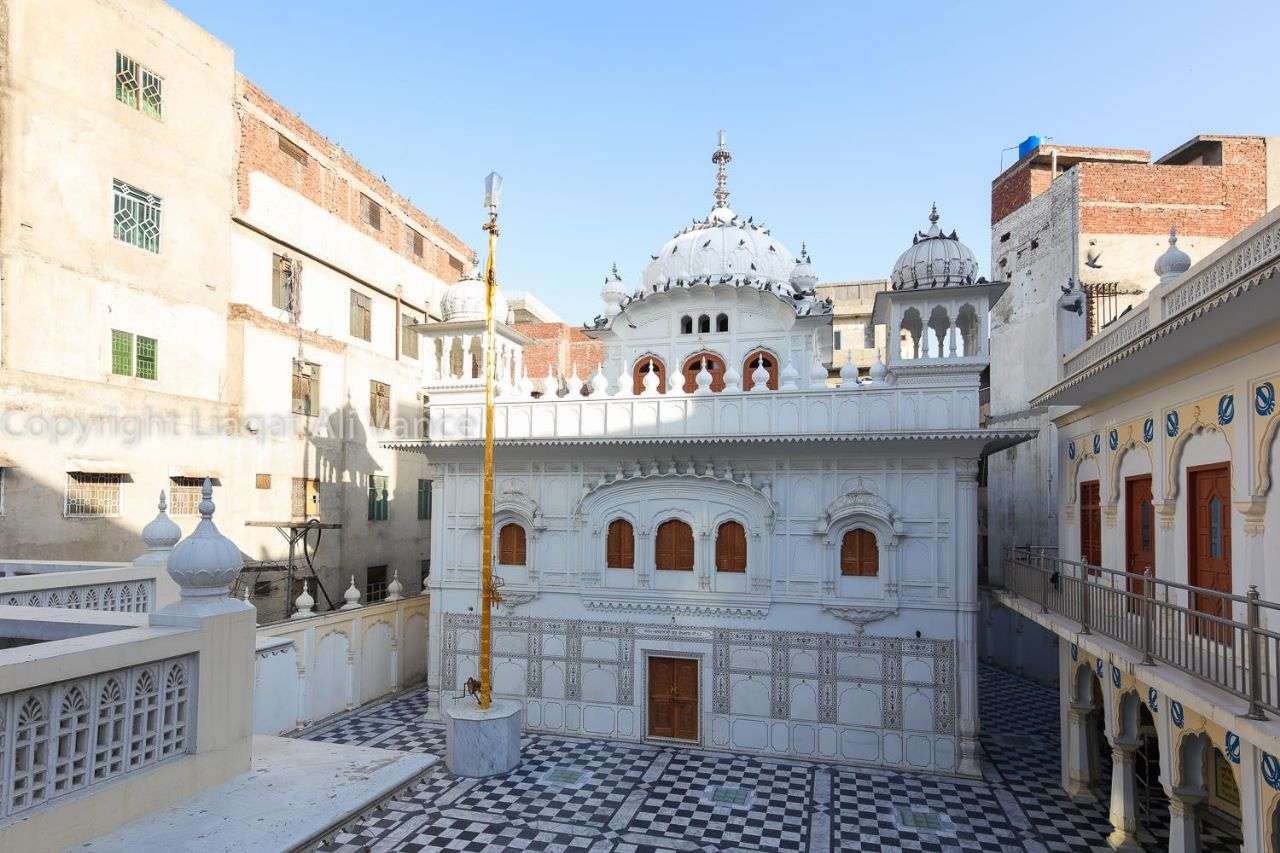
[300,665,1240,851]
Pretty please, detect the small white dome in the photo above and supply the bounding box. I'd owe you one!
[166,480,242,599]
[790,244,818,291]
[442,267,509,323]
[601,264,627,316]
[1154,227,1191,284]
[890,205,979,290]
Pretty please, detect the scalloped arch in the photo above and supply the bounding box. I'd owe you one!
[1164,421,1233,502]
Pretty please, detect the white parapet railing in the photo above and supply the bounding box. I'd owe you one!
[0,564,166,613]
[252,595,429,735]
[0,652,197,820]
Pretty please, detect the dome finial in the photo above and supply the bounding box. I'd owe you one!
[711,129,733,216]
[929,203,939,225]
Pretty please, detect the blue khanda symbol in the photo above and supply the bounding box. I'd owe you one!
[1218,394,1235,426]
[1096,658,1105,679]
[1257,383,1276,417]
[1263,753,1280,791]
[1111,665,1122,689]
[1147,687,1158,713]
[1092,434,1101,455]
[1143,418,1154,443]
[1067,441,1076,460]
[1070,644,1078,661]
[1166,411,1180,437]
[1171,700,1185,728]
[1109,430,1118,451]
[1226,731,1241,764]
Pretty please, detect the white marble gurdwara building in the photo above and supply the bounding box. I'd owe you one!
[395,140,1026,776]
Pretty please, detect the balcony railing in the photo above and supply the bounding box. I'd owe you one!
[1003,547,1278,719]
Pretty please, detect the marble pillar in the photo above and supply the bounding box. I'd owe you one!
[1165,788,1204,853]
[1065,702,1099,801]
[1106,744,1142,851]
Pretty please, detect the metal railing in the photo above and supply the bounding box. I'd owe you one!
[1004,547,1278,719]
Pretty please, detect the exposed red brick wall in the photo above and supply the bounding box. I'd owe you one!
[1078,137,1268,236]
[991,145,1150,224]
[235,77,475,283]
[513,323,604,383]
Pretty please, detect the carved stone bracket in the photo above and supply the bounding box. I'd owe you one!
[1236,498,1266,537]
[497,589,539,612]
[822,604,898,635]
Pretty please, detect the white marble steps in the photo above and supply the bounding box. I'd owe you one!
[78,735,439,853]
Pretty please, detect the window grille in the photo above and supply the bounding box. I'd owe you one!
[365,565,388,603]
[66,473,123,517]
[350,290,372,341]
[139,67,162,118]
[368,475,389,521]
[115,52,138,109]
[417,478,432,520]
[291,477,319,519]
[359,193,381,230]
[135,335,156,380]
[168,477,206,516]
[1082,283,1140,338]
[401,313,420,359]
[112,179,161,253]
[111,330,133,376]
[369,380,391,429]
[292,360,319,416]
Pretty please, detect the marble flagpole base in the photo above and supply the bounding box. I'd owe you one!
[441,697,522,778]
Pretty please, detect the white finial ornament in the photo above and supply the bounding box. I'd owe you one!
[163,478,243,604]
[1154,225,1191,285]
[292,580,316,619]
[694,359,713,393]
[780,358,800,391]
[615,361,632,397]
[591,363,609,396]
[723,360,742,392]
[808,350,827,387]
[869,351,888,385]
[135,491,181,568]
[566,366,583,398]
[341,575,362,610]
[642,359,661,395]
[750,355,769,392]
[542,366,558,397]
[386,569,404,601]
[840,354,859,386]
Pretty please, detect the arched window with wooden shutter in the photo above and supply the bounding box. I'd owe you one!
[742,350,779,391]
[681,352,726,393]
[655,519,694,571]
[606,519,634,569]
[840,529,878,576]
[632,356,667,395]
[498,523,527,566]
[715,520,747,572]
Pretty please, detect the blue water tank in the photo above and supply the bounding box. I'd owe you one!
[1017,135,1042,160]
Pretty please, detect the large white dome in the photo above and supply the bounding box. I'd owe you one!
[641,212,797,294]
[441,269,509,323]
[890,205,979,290]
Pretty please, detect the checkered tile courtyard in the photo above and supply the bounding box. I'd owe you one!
[299,665,1223,851]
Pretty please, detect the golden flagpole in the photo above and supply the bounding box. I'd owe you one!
[477,172,502,710]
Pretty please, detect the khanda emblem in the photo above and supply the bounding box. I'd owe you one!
[1257,383,1276,417]
[1218,394,1235,426]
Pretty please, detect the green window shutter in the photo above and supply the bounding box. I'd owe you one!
[111,330,133,376]
[135,335,157,380]
[417,479,432,520]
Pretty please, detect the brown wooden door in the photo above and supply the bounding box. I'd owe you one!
[1189,464,1232,640]
[1125,476,1155,607]
[1080,480,1101,571]
[648,657,698,741]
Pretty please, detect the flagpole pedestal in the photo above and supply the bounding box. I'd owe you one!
[441,697,522,778]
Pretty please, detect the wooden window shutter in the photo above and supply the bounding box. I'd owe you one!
[715,521,747,572]
[841,529,878,576]
[499,524,526,565]
[607,519,634,569]
[656,520,693,571]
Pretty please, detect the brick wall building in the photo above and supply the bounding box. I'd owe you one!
[515,321,605,390]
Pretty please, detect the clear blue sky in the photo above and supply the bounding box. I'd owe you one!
[175,0,1279,323]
